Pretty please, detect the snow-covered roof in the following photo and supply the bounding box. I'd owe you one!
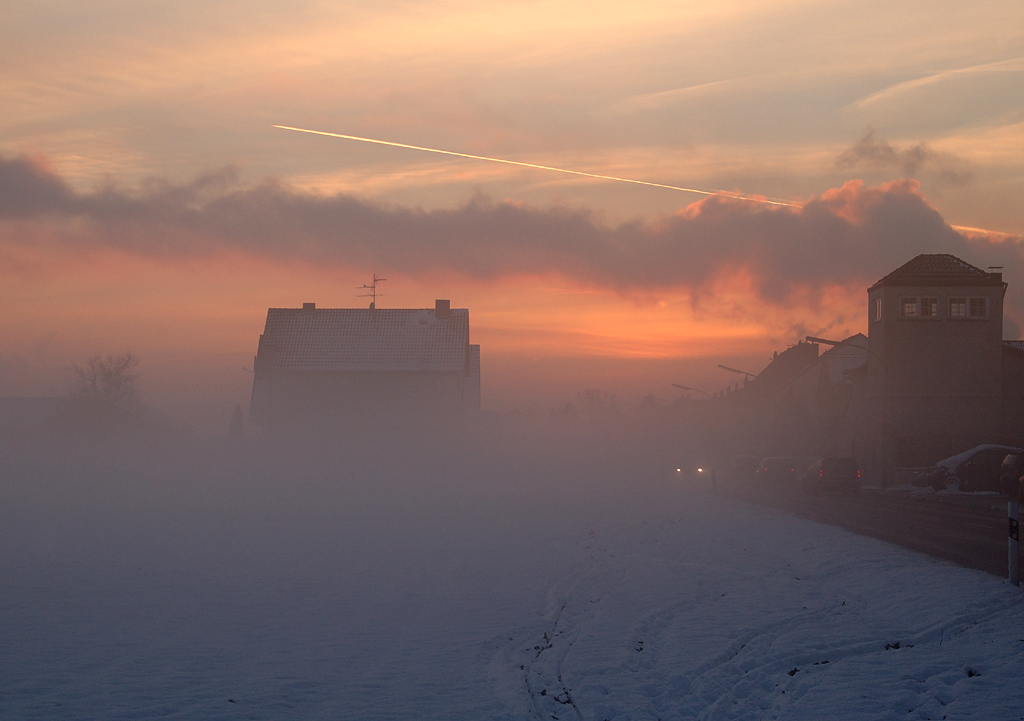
[871,254,1003,289]
[255,305,470,372]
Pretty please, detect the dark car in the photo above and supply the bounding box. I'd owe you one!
[754,457,796,483]
[930,444,1024,492]
[803,457,860,495]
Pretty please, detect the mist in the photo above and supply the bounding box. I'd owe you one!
[0,401,697,717]
[5,384,1022,718]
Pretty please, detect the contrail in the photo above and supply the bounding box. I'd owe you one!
[272,124,799,208]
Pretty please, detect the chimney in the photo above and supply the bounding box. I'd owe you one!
[302,302,316,312]
[435,299,450,319]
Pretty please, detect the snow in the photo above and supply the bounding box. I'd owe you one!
[2,446,1022,720]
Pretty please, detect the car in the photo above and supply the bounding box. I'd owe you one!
[803,457,860,495]
[754,457,796,483]
[931,444,1024,492]
[999,453,1024,498]
[673,457,706,480]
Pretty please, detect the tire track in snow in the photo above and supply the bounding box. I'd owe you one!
[489,524,631,720]
[687,591,1024,720]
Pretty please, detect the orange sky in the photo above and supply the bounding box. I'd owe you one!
[2,1,1023,431]
[0,234,871,427]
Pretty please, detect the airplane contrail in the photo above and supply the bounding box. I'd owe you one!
[272,124,799,208]
[272,124,1016,237]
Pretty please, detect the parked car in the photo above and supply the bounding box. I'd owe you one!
[803,457,860,495]
[999,452,1024,498]
[754,457,796,484]
[928,444,1024,492]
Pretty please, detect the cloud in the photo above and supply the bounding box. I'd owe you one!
[836,130,972,184]
[1,154,1020,306]
[854,58,1024,110]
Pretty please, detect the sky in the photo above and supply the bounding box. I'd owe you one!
[2,0,1024,429]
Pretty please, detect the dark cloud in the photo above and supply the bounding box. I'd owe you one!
[1,154,1020,304]
[836,130,973,185]
[0,155,75,217]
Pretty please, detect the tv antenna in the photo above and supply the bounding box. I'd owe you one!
[357,274,386,308]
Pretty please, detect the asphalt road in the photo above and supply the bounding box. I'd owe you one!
[721,479,1021,581]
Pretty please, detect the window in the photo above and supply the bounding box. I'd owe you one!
[969,297,988,318]
[874,298,882,322]
[900,297,918,317]
[920,297,938,318]
[949,298,967,318]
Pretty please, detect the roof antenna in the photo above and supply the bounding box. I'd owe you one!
[357,274,386,309]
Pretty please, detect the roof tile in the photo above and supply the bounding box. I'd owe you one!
[256,307,469,372]
[872,254,1003,288]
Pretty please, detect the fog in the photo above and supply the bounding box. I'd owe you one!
[5,388,1024,719]
[0,404,694,717]
[1,401,690,563]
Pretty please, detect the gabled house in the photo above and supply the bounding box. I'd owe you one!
[249,299,481,431]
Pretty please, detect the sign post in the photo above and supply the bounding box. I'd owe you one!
[1010,501,1020,587]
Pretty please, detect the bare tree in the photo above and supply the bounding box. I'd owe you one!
[69,352,139,403]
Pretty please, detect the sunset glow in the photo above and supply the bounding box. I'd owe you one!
[2,1,1022,428]
[6,6,1024,716]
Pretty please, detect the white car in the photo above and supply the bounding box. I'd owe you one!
[929,444,1023,492]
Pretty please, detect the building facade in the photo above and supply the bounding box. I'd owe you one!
[250,299,480,432]
[863,254,1006,467]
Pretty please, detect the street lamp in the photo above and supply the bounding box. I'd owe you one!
[717,364,755,380]
[805,336,886,371]
[672,383,713,399]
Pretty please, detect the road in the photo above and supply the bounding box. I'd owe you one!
[721,480,1021,580]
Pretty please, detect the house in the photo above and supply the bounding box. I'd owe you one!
[1000,340,1024,444]
[702,253,1022,473]
[861,254,1008,467]
[775,334,869,455]
[249,299,481,431]
[699,340,822,457]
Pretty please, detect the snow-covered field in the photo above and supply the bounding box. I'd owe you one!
[2,441,1022,720]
